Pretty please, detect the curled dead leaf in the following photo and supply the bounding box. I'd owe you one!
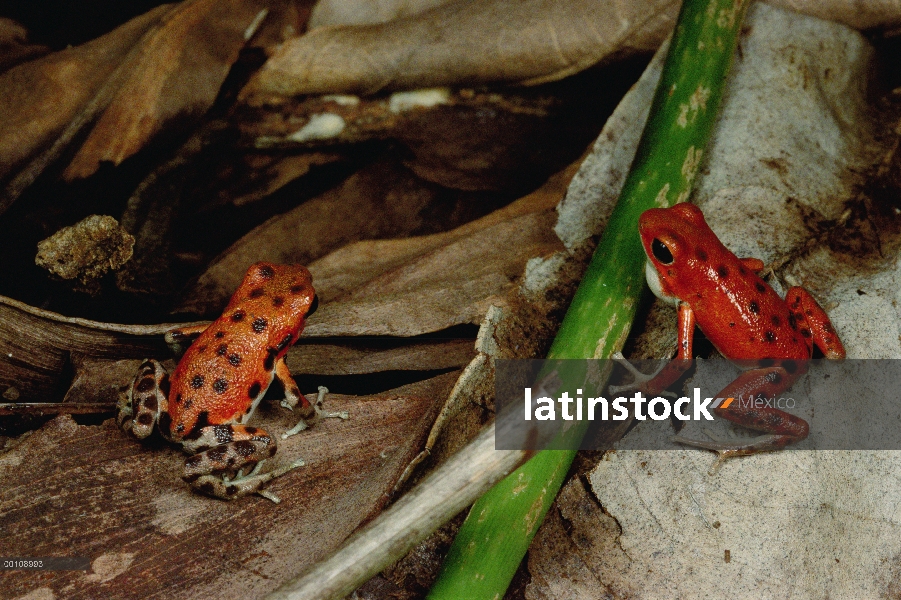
[244,0,677,99]
[63,0,271,181]
[0,5,172,213]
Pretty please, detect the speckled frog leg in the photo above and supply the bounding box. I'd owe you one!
[181,424,304,500]
[672,363,807,463]
[276,357,348,438]
[118,359,170,440]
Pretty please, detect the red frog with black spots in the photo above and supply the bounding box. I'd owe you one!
[118,262,345,500]
[616,203,845,461]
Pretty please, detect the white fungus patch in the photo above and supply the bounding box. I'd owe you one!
[387,88,451,113]
[287,113,346,143]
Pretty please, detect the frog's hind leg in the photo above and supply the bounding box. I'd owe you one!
[119,359,170,440]
[786,287,846,359]
[673,365,807,462]
[181,424,303,500]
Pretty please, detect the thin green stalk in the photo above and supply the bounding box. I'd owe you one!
[427,0,750,597]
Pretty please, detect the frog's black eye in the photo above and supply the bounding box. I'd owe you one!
[651,239,674,265]
[307,294,319,316]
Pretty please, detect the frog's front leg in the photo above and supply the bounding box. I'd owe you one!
[673,364,807,459]
[181,424,302,499]
[276,357,348,437]
[118,359,170,440]
[610,302,695,396]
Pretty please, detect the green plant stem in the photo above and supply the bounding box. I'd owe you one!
[427,0,750,597]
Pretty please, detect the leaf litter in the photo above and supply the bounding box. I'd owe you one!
[1,0,901,598]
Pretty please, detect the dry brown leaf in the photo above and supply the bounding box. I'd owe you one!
[526,478,630,599]
[245,0,901,101]
[224,152,344,207]
[0,294,201,405]
[0,290,472,411]
[0,371,457,599]
[173,157,508,316]
[62,0,270,180]
[305,161,574,302]
[243,0,676,99]
[308,0,451,28]
[0,17,49,72]
[240,88,580,192]
[288,338,475,376]
[309,0,901,32]
[0,5,172,212]
[770,0,901,30]
[305,209,560,337]
[177,159,575,338]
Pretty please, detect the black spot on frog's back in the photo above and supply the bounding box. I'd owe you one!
[252,317,268,333]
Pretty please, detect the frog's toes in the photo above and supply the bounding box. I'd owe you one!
[282,419,308,439]
[672,431,791,476]
[608,354,673,396]
[282,386,348,439]
[188,457,307,501]
[190,468,276,500]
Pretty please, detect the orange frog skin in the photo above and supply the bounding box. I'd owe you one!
[621,203,845,460]
[118,262,344,500]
